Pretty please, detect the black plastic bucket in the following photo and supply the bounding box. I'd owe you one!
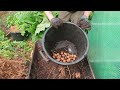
[41,22,89,65]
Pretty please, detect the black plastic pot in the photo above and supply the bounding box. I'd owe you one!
[41,22,89,65]
[10,32,29,41]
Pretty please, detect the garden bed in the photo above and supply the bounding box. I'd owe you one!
[0,57,31,79]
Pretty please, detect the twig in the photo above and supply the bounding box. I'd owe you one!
[67,65,72,79]
[77,65,81,71]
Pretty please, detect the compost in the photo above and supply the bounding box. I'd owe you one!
[0,57,28,79]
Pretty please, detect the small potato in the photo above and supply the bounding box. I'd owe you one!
[72,57,76,61]
[69,55,72,58]
[53,56,56,59]
[64,56,67,59]
[63,60,66,63]
[61,51,64,55]
[66,53,69,56]
[56,53,59,56]
[57,55,61,59]
[64,52,67,56]
[59,55,62,58]
[61,57,64,61]
[53,53,57,57]
[73,55,77,58]
[72,54,74,56]
[57,58,60,61]
[62,54,65,57]
[66,56,70,59]
[59,60,62,62]
[67,58,71,62]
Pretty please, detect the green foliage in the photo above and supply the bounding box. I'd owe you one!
[52,11,59,17]
[6,11,59,42]
[6,11,43,36]
[89,11,94,21]
[35,16,50,35]
[0,29,32,59]
[0,30,8,41]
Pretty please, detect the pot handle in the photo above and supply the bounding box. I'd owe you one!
[39,50,49,62]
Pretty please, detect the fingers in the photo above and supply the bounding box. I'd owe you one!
[77,18,91,30]
[55,18,63,28]
[81,22,91,29]
[51,18,63,29]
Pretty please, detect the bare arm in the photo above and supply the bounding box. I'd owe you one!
[84,11,92,18]
[44,11,63,29]
[44,11,55,21]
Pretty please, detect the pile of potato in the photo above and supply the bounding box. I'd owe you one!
[52,51,77,63]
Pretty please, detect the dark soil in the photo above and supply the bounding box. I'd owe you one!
[30,40,94,79]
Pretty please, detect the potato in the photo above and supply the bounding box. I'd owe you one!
[61,51,63,55]
[62,54,65,57]
[66,56,70,59]
[53,55,56,59]
[56,55,61,59]
[64,52,67,56]
[54,53,58,57]
[67,58,71,62]
[72,57,76,61]
[64,56,67,60]
[61,57,64,61]
[73,55,77,58]
[57,58,60,61]
[63,60,66,63]
[56,53,59,56]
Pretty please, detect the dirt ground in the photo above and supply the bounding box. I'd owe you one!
[30,40,94,79]
[0,57,29,79]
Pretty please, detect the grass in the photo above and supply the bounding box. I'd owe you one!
[0,29,33,60]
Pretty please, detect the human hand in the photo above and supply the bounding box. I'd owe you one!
[77,15,91,30]
[50,18,63,29]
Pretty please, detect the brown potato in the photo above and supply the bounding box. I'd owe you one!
[59,55,61,58]
[61,51,63,55]
[66,53,69,56]
[66,56,70,59]
[64,52,67,56]
[67,58,71,62]
[56,55,61,59]
[56,53,59,56]
[64,56,68,60]
[54,53,58,57]
[69,55,72,58]
[53,56,56,59]
[71,54,74,57]
[73,55,77,58]
[72,57,76,61]
[61,57,64,61]
[57,58,60,61]
[63,60,66,63]
[62,54,65,57]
